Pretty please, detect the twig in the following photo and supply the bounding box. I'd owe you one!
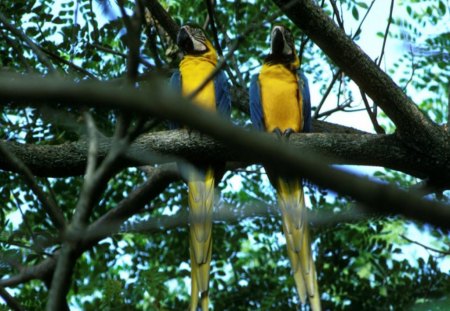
[0,286,24,311]
[0,143,66,231]
[84,112,98,179]
[352,0,376,40]
[0,237,53,257]
[316,98,353,118]
[400,234,450,256]
[447,81,450,132]
[205,0,223,57]
[0,29,32,72]
[329,0,344,29]
[41,48,96,79]
[0,12,55,72]
[360,88,385,134]
[377,0,394,67]
[204,0,241,89]
[92,43,153,69]
[118,0,142,82]
[314,69,342,118]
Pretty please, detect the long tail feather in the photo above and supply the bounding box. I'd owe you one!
[277,178,321,311]
[188,168,215,311]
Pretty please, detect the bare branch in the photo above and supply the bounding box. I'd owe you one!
[144,0,179,42]
[400,234,450,256]
[0,12,55,72]
[0,142,66,230]
[124,202,370,234]
[329,0,344,29]
[313,69,342,118]
[376,0,394,67]
[0,286,25,311]
[360,88,385,134]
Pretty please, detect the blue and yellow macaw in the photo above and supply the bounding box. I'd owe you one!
[170,24,231,311]
[249,25,320,310]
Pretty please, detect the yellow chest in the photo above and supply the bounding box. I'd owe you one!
[180,56,216,111]
[259,64,303,133]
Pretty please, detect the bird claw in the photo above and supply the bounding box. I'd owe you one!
[283,128,295,141]
[187,128,203,139]
[272,128,283,140]
[273,128,295,142]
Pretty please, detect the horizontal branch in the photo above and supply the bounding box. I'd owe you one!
[0,120,368,177]
[0,74,448,230]
[0,130,429,179]
[123,203,371,234]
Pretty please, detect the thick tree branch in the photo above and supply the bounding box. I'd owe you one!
[144,0,179,41]
[0,129,433,181]
[0,256,57,288]
[0,75,449,230]
[0,121,367,177]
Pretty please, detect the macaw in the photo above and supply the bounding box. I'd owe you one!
[169,24,231,311]
[249,25,320,310]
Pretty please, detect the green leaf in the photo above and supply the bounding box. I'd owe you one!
[352,6,359,20]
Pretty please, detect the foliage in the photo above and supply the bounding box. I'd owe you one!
[0,0,449,310]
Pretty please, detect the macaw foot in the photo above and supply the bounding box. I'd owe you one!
[272,127,283,140]
[283,128,295,141]
[187,128,203,139]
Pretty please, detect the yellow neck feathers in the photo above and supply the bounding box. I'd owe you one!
[180,40,217,111]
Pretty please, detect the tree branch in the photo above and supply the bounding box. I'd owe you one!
[400,234,450,256]
[0,12,55,72]
[0,74,449,229]
[0,286,24,311]
[0,129,433,181]
[0,142,66,230]
[0,121,369,178]
[144,0,179,42]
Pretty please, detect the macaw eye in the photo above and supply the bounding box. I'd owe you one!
[284,30,292,41]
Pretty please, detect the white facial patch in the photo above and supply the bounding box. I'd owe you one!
[184,26,207,52]
[271,26,293,56]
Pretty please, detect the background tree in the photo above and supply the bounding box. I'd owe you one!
[0,0,449,310]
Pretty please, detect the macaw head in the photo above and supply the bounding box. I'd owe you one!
[270,25,295,57]
[177,25,210,55]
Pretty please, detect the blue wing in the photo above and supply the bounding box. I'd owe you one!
[298,70,312,132]
[249,74,265,131]
[169,70,182,129]
[214,70,231,118]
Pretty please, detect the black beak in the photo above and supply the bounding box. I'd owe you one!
[177,28,193,53]
[271,28,284,55]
